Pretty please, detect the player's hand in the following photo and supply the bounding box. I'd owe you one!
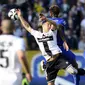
[26,73,32,82]
[63,41,69,51]
[39,13,47,22]
[16,9,22,18]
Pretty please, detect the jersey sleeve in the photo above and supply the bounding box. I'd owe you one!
[15,38,26,51]
[61,19,67,28]
[30,29,41,37]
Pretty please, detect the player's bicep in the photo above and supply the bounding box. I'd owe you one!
[17,50,25,60]
[26,26,32,33]
[16,39,26,63]
[58,25,66,41]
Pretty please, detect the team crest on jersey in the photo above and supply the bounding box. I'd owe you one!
[42,34,46,38]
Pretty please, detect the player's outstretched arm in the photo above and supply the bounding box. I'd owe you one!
[58,25,69,51]
[39,13,59,30]
[17,50,32,82]
[16,9,32,33]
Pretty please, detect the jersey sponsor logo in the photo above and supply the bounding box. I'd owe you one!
[37,35,53,56]
[37,36,53,42]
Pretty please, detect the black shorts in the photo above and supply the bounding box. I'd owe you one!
[46,54,70,82]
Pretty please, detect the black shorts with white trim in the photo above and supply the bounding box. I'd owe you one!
[45,54,71,82]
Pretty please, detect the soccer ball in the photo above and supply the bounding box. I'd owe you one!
[8,9,18,20]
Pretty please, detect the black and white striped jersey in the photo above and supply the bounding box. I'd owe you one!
[31,29,62,61]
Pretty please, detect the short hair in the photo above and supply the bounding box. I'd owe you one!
[49,5,60,17]
[3,16,12,21]
[1,17,15,33]
[2,17,15,28]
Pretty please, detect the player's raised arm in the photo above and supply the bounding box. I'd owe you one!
[39,13,59,30]
[16,9,32,33]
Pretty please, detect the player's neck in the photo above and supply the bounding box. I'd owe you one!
[42,28,49,33]
[2,32,13,35]
[42,25,50,33]
[42,22,50,33]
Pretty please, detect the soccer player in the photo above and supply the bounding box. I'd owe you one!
[17,9,78,85]
[40,5,85,85]
[0,18,32,85]
[48,5,77,68]
[48,5,79,85]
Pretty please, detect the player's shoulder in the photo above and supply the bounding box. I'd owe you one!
[48,17,66,24]
[6,35,24,43]
[13,36,25,48]
[31,29,42,37]
[12,36,26,51]
[13,36,25,43]
[57,18,67,27]
[56,18,66,23]
[48,17,64,21]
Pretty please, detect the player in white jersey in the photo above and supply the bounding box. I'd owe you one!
[0,18,32,85]
[16,9,78,85]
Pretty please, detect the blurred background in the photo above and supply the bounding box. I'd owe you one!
[0,0,85,50]
[0,0,85,85]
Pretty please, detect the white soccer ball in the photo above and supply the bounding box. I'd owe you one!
[8,9,18,20]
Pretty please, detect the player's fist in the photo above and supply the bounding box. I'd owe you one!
[39,13,47,22]
[26,73,32,82]
[16,9,22,18]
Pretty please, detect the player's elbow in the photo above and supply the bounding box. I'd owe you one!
[19,55,25,60]
[17,50,25,60]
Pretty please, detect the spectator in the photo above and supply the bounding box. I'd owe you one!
[81,18,85,30]
[78,36,85,50]
[61,0,70,23]
[34,0,44,13]
[56,0,63,8]
[14,20,24,37]
[65,30,78,49]
[6,0,18,11]
[42,0,49,11]
[68,11,73,30]
[0,0,85,50]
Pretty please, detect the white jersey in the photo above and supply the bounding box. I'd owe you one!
[31,29,62,61]
[0,34,25,85]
